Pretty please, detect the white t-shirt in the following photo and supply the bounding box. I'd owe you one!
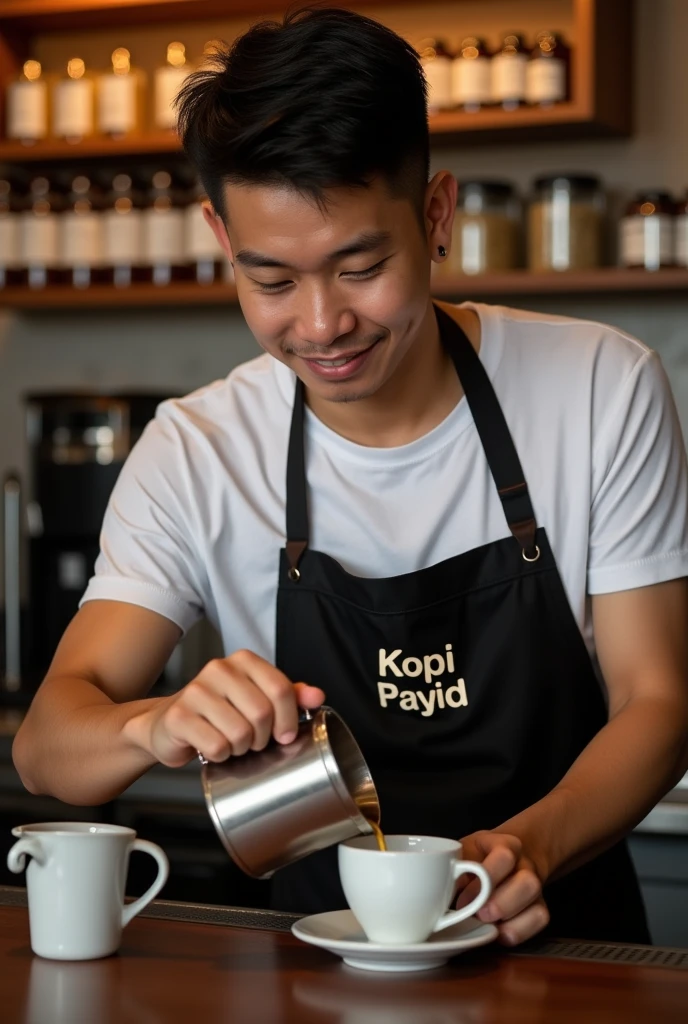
[80,302,688,661]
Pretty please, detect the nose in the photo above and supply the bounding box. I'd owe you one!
[291,282,356,348]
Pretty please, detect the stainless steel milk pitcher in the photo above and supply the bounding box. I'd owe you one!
[201,706,380,878]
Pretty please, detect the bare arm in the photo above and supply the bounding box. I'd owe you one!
[13,600,324,806]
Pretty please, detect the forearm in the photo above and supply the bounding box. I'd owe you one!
[500,695,688,884]
[13,676,167,806]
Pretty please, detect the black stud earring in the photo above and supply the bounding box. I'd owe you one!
[438,245,447,258]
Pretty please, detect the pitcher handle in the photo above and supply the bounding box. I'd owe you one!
[432,861,492,934]
[7,837,45,873]
[121,839,169,928]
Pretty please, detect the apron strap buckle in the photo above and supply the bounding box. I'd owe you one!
[286,539,308,581]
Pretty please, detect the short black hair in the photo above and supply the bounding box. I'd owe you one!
[176,6,429,222]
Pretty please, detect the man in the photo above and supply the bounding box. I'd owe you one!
[13,8,688,946]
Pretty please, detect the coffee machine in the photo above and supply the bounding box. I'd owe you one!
[2,392,171,698]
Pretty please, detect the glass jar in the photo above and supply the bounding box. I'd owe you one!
[184,180,227,285]
[101,172,146,287]
[0,174,25,289]
[7,60,49,145]
[155,42,191,131]
[620,192,676,271]
[491,34,528,110]
[452,37,492,113]
[446,182,520,276]
[19,176,65,289]
[676,192,688,268]
[142,168,193,285]
[419,39,454,113]
[528,175,605,272]
[526,32,570,106]
[59,174,106,289]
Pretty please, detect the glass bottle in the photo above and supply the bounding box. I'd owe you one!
[142,169,193,285]
[53,57,95,143]
[59,174,105,289]
[7,60,49,145]
[19,176,64,289]
[97,48,146,138]
[419,39,454,113]
[491,34,528,111]
[0,174,25,289]
[154,42,190,131]
[101,172,146,288]
[675,192,688,269]
[184,180,227,285]
[526,32,570,106]
[620,192,676,271]
[452,37,492,113]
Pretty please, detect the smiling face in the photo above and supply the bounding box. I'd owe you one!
[206,173,456,407]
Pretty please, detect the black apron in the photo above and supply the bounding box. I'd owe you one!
[271,304,649,943]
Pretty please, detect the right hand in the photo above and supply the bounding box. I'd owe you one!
[130,650,325,768]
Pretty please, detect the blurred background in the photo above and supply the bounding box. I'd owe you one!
[0,0,687,939]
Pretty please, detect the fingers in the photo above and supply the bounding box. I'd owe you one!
[497,897,550,947]
[293,681,326,709]
[478,868,543,924]
[203,651,301,744]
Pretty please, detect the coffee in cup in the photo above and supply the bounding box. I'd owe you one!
[338,834,491,945]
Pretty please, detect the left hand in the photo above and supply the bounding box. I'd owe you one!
[457,831,550,946]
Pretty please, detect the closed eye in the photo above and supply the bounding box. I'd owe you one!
[252,257,391,294]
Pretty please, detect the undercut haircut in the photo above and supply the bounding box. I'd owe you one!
[176,6,429,222]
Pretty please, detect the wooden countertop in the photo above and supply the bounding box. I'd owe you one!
[2,889,688,1023]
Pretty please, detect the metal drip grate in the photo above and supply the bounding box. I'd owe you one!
[520,939,688,971]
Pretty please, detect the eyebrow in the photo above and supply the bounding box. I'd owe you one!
[234,230,393,270]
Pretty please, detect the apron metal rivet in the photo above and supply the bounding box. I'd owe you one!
[522,545,541,563]
[288,566,301,582]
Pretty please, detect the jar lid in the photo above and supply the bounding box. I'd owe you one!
[533,174,601,191]
[631,190,675,206]
[458,181,516,201]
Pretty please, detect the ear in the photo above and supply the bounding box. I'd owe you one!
[202,202,234,264]
[424,171,457,264]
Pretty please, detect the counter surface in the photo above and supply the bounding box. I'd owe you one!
[2,888,688,1023]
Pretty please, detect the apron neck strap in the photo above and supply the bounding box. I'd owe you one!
[285,304,538,573]
[434,304,537,554]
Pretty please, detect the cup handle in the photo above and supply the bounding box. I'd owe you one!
[431,860,492,934]
[121,839,170,928]
[7,837,45,874]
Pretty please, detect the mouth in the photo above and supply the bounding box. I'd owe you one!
[297,337,383,381]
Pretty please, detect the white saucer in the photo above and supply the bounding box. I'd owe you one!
[291,909,498,972]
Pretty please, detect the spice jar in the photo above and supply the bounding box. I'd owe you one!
[419,39,454,113]
[446,182,520,276]
[676,192,688,268]
[620,192,676,271]
[452,37,492,113]
[7,60,49,145]
[52,57,95,143]
[526,32,570,106]
[101,172,145,287]
[142,168,193,286]
[528,174,604,272]
[19,176,65,289]
[0,175,25,289]
[491,34,528,110]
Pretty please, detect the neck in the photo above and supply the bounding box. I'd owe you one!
[305,301,480,448]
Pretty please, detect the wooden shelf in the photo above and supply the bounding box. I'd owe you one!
[2,270,687,311]
[0,0,634,150]
[0,131,182,163]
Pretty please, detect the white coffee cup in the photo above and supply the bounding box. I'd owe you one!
[338,834,492,945]
[7,822,169,960]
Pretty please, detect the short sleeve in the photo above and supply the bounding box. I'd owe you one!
[587,350,688,593]
[79,411,206,634]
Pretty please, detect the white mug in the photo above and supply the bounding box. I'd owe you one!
[8,822,169,960]
[338,834,492,945]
